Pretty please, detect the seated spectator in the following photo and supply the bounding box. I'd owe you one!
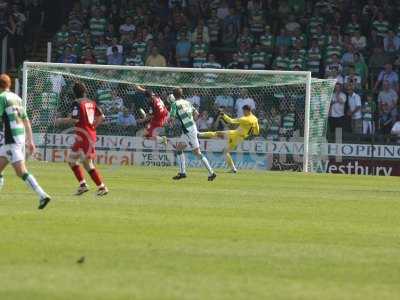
[285,15,300,34]
[375,63,399,92]
[307,39,322,76]
[383,30,400,54]
[191,18,210,44]
[196,111,214,131]
[227,53,245,69]
[107,46,123,65]
[351,31,366,52]
[118,108,137,127]
[378,80,398,122]
[247,0,264,35]
[308,9,324,37]
[289,49,305,70]
[119,16,135,35]
[105,24,117,43]
[89,8,107,38]
[250,44,268,69]
[326,55,344,78]
[58,46,78,63]
[235,89,256,117]
[145,46,167,67]
[328,83,347,139]
[132,32,147,59]
[107,37,123,56]
[93,36,108,65]
[124,48,144,66]
[347,84,362,135]
[290,28,306,49]
[273,47,290,70]
[344,66,362,93]
[207,9,221,45]
[221,7,240,47]
[54,24,69,56]
[345,14,360,35]
[325,35,343,64]
[238,26,255,46]
[259,25,274,58]
[81,48,96,64]
[175,32,191,67]
[142,27,154,42]
[202,53,222,69]
[236,42,251,69]
[312,25,326,49]
[341,44,357,70]
[276,28,292,48]
[191,36,208,68]
[372,11,389,38]
[65,34,82,58]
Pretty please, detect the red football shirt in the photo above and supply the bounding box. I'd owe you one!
[150,96,168,124]
[71,98,103,142]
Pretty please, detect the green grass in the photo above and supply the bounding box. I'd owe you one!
[1,162,400,300]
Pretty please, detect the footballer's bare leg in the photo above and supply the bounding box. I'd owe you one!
[173,142,187,180]
[12,160,51,209]
[0,156,8,190]
[193,147,216,181]
[82,159,108,196]
[68,152,89,195]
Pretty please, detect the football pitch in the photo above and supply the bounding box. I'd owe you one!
[1,162,400,300]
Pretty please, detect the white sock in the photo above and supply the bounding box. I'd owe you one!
[200,155,214,176]
[0,175,4,190]
[23,173,48,199]
[176,152,186,174]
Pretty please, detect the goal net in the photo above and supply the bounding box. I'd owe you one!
[22,62,336,172]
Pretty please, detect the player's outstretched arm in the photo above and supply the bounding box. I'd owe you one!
[221,113,240,125]
[55,117,78,126]
[135,85,146,93]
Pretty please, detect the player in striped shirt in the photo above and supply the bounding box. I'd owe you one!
[169,88,216,181]
[0,74,51,209]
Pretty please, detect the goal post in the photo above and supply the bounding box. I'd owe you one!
[22,61,336,172]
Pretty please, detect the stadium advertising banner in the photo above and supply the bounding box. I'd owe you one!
[1,132,400,175]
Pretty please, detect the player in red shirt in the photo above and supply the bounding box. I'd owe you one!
[56,82,108,196]
[135,85,169,143]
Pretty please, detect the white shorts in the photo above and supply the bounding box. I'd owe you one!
[0,144,25,164]
[180,130,200,150]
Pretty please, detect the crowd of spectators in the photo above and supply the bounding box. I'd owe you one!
[0,0,47,71]
[5,0,400,144]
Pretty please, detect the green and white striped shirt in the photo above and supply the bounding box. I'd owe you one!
[89,17,107,36]
[307,47,322,74]
[0,91,27,145]
[170,99,197,134]
[372,20,389,37]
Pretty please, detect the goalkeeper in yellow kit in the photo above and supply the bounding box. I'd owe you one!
[198,105,259,173]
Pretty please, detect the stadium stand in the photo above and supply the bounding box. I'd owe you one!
[2,0,400,144]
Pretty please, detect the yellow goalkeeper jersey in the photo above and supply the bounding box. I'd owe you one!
[222,113,260,138]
